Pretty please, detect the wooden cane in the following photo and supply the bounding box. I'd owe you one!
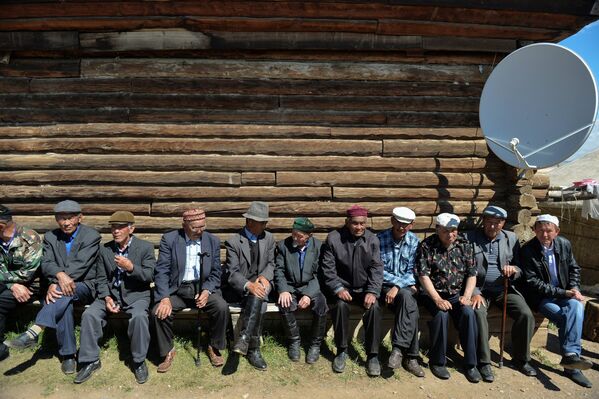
[499,274,509,368]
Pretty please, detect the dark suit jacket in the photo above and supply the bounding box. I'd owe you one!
[520,235,581,310]
[274,236,322,299]
[95,236,156,307]
[41,223,101,292]
[320,227,383,297]
[224,229,276,295]
[466,228,524,295]
[153,229,222,302]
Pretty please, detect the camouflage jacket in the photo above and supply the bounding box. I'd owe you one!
[417,233,477,296]
[0,224,43,287]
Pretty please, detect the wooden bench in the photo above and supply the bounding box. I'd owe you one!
[12,300,548,353]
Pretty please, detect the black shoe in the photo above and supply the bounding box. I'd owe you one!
[430,364,450,380]
[62,357,77,375]
[133,361,148,384]
[560,354,593,370]
[333,350,347,373]
[73,360,100,383]
[403,357,425,377]
[517,361,537,377]
[387,348,402,369]
[0,344,9,362]
[5,332,38,350]
[478,364,494,382]
[465,367,481,383]
[366,356,381,377]
[566,370,592,388]
[247,348,267,371]
[305,345,321,364]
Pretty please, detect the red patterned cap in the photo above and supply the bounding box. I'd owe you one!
[346,204,368,218]
[182,208,206,222]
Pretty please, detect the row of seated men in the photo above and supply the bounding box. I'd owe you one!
[0,200,593,389]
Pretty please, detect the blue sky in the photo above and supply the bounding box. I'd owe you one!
[559,20,599,161]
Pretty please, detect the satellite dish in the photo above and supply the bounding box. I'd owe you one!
[479,43,598,169]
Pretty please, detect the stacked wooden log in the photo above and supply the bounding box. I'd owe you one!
[0,1,590,243]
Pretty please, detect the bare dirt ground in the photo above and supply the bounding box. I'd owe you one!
[1,330,598,399]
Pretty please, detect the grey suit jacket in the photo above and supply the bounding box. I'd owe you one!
[41,223,101,291]
[153,229,222,302]
[274,236,322,299]
[466,228,523,294]
[225,229,276,295]
[95,236,156,307]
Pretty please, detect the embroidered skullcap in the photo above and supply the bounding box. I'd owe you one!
[346,205,368,218]
[182,208,206,222]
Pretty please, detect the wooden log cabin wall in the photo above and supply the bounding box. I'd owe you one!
[0,1,597,250]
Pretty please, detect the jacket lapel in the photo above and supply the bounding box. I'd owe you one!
[240,231,251,266]
[176,231,187,284]
[300,237,317,281]
[200,234,211,279]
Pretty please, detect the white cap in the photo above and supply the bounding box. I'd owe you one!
[392,207,416,223]
[436,213,460,229]
[536,214,559,227]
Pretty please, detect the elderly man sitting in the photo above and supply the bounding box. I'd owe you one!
[520,214,593,388]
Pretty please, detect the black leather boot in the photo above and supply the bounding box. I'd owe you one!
[281,312,301,362]
[247,310,267,370]
[306,314,327,364]
[233,295,263,356]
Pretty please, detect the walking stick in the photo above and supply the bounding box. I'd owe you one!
[499,274,509,368]
[194,256,204,367]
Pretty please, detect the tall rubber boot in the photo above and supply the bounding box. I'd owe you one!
[281,312,301,361]
[306,314,327,364]
[233,295,263,356]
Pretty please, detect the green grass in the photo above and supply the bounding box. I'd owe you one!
[531,348,558,368]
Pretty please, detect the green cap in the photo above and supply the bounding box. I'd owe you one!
[292,217,314,233]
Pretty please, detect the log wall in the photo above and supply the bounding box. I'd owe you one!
[1,1,593,246]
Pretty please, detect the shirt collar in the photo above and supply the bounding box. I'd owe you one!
[116,236,133,254]
[244,227,259,243]
[185,233,201,245]
[62,225,79,242]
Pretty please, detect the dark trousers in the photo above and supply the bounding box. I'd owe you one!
[79,298,150,364]
[421,294,478,368]
[381,286,419,357]
[151,284,229,357]
[35,282,93,357]
[474,290,534,364]
[330,291,381,355]
[278,291,328,317]
[0,285,19,353]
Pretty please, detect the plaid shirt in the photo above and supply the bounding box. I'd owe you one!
[417,233,477,296]
[377,229,419,288]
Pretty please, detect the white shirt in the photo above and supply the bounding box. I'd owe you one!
[183,234,202,282]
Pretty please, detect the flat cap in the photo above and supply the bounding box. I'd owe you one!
[292,217,314,233]
[108,211,135,225]
[436,213,460,229]
[537,214,559,227]
[392,207,415,223]
[482,205,507,219]
[54,200,81,214]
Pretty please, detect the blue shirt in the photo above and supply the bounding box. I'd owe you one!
[63,226,79,256]
[243,227,258,243]
[113,236,132,288]
[377,229,419,288]
[296,240,310,274]
[543,243,559,287]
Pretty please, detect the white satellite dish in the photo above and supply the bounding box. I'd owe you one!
[479,43,598,169]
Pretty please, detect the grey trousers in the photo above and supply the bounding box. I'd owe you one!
[381,286,420,357]
[474,290,534,365]
[78,297,150,364]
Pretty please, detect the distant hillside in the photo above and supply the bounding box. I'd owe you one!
[544,148,599,187]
